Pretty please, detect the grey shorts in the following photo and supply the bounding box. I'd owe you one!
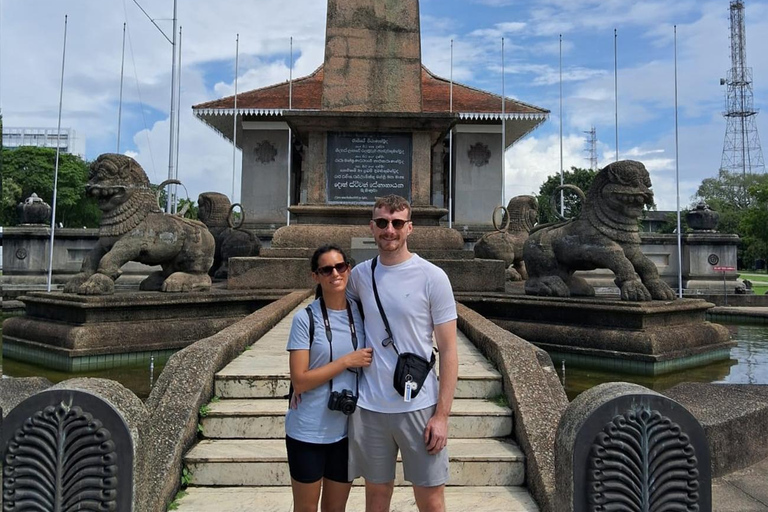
[348,406,449,487]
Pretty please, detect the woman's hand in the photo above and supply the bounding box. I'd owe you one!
[341,348,373,369]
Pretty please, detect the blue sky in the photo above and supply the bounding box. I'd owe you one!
[2,0,767,211]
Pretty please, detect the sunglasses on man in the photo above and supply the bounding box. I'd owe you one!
[372,218,411,230]
[316,262,350,276]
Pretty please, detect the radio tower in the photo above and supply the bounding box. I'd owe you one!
[720,0,765,176]
[584,127,598,170]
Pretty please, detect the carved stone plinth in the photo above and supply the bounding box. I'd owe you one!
[1,289,281,371]
[458,295,734,374]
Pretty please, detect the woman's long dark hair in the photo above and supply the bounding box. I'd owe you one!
[310,244,349,299]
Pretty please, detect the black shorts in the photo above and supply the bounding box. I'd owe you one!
[285,435,350,484]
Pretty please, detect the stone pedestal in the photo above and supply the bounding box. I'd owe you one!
[458,294,734,375]
[2,290,281,371]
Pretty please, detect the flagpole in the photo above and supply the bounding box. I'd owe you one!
[173,25,182,213]
[47,15,68,292]
[614,28,619,162]
[165,0,177,212]
[501,37,506,207]
[448,39,454,228]
[674,25,683,298]
[117,22,126,153]
[232,33,239,203]
[559,34,564,216]
[287,36,293,226]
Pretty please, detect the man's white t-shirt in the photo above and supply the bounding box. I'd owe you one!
[347,254,457,414]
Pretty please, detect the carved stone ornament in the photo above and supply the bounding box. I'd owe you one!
[16,192,52,225]
[467,142,491,167]
[686,201,720,232]
[254,140,278,164]
[588,406,700,511]
[3,401,118,511]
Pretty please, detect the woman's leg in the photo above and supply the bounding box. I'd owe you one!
[291,478,323,512]
[320,478,353,512]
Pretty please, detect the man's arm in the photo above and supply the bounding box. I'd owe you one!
[424,319,458,455]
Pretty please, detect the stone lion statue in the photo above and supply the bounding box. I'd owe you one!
[198,192,261,279]
[523,160,676,301]
[474,195,538,281]
[64,154,215,295]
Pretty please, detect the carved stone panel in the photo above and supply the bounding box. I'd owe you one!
[555,382,711,512]
[2,389,133,512]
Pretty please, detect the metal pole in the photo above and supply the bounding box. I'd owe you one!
[289,37,293,109]
[173,25,182,213]
[559,34,564,216]
[450,40,454,112]
[449,130,453,229]
[723,271,727,306]
[232,34,239,203]
[117,22,126,153]
[287,36,293,226]
[501,37,506,207]
[165,0,178,213]
[47,15,68,293]
[614,28,619,162]
[674,25,683,298]
[448,39,454,228]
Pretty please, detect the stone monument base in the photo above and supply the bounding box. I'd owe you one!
[2,289,283,371]
[227,224,505,292]
[457,294,734,375]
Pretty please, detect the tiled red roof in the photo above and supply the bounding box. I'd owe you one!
[193,65,548,115]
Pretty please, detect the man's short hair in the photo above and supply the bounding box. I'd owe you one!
[373,195,411,218]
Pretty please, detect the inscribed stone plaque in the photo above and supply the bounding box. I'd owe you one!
[327,132,412,204]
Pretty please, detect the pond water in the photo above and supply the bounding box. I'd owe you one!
[556,321,768,400]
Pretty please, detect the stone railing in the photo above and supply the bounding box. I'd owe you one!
[456,303,569,512]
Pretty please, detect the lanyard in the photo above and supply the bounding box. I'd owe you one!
[319,297,359,394]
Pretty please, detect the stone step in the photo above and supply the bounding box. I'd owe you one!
[173,486,539,512]
[184,438,525,487]
[201,398,513,439]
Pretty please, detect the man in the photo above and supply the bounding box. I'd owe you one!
[347,194,459,512]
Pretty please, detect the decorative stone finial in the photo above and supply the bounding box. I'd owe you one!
[686,201,719,232]
[16,193,52,225]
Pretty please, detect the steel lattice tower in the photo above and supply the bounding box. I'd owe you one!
[584,126,598,170]
[720,0,765,175]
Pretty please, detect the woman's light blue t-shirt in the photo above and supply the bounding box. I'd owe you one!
[285,299,365,444]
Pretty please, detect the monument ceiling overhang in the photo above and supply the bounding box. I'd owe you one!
[193,65,549,149]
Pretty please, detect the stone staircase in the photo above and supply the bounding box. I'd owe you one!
[174,301,539,511]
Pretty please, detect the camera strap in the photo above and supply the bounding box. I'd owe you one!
[319,297,359,397]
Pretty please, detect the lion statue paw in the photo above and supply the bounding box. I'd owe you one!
[619,280,652,302]
[645,279,677,301]
[77,273,115,295]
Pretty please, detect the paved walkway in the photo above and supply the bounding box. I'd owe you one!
[713,456,768,511]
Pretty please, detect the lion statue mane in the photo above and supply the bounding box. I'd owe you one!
[64,154,215,295]
[474,195,538,281]
[523,160,676,301]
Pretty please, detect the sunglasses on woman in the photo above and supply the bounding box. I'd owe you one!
[372,218,411,230]
[316,262,350,276]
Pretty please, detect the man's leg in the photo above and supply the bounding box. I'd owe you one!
[394,406,449,512]
[413,484,446,512]
[348,408,399,512]
[365,481,395,512]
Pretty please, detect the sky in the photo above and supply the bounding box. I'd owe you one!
[1,0,767,212]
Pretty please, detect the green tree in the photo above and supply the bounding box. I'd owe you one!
[1,146,101,227]
[693,169,768,268]
[536,167,598,224]
[739,182,768,266]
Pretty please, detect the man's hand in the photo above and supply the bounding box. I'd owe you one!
[424,414,449,455]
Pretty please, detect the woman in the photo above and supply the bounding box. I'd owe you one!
[285,244,372,512]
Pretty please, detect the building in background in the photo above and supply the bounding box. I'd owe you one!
[2,127,86,159]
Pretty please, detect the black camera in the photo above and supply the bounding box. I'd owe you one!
[328,389,358,416]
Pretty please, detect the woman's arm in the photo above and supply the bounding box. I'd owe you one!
[289,347,372,395]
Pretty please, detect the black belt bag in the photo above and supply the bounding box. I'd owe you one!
[371,257,437,400]
[393,350,435,399]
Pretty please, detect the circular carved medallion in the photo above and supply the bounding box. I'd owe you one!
[708,254,720,265]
